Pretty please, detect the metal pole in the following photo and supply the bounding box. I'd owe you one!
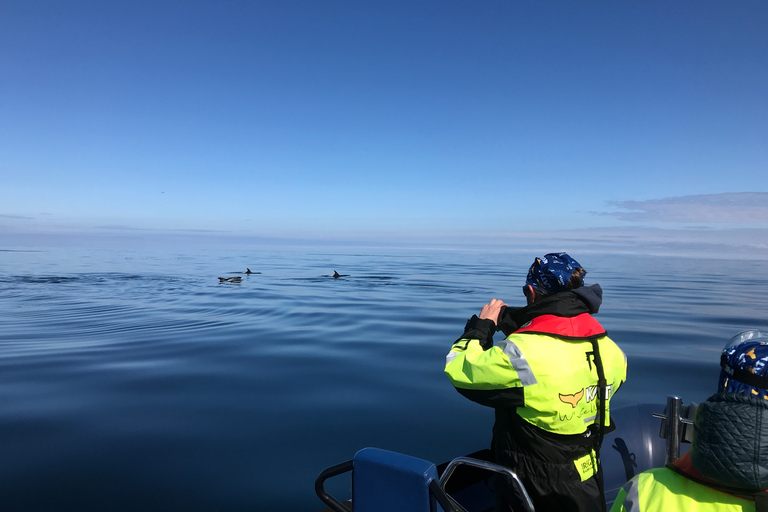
[665,395,682,465]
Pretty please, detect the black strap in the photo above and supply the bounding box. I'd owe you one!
[720,353,768,390]
[666,463,768,511]
[589,337,608,512]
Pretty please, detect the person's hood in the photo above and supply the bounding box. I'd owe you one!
[496,283,603,337]
[691,392,768,492]
[572,283,602,314]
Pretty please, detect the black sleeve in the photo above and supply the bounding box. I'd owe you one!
[456,315,496,350]
[455,386,525,409]
[496,306,523,337]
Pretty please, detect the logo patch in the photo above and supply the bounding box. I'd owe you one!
[559,388,584,408]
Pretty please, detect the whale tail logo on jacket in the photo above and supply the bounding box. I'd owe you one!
[559,388,585,408]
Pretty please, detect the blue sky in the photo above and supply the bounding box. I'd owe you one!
[1,1,767,249]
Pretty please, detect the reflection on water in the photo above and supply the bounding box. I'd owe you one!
[0,247,766,511]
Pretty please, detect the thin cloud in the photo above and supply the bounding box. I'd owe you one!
[605,193,768,224]
[0,214,34,220]
[94,225,231,234]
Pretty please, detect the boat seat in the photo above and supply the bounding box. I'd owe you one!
[352,447,442,512]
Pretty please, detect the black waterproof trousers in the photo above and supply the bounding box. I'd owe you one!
[492,409,604,512]
[495,449,602,512]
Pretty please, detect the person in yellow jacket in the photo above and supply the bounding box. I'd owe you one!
[445,253,626,512]
[611,330,768,512]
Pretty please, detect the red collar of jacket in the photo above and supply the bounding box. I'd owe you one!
[514,313,606,340]
[672,452,709,481]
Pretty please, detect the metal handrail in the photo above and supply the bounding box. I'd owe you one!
[439,456,535,512]
[428,479,466,512]
[314,460,354,512]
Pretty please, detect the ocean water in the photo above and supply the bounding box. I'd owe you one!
[1,245,766,511]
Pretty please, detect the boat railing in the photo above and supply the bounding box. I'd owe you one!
[439,456,535,512]
[314,459,353,512]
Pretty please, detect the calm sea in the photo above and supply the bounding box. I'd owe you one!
[1,245,766,511]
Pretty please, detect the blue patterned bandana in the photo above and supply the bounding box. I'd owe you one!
[525,253,583,294]
[719,330,768,399]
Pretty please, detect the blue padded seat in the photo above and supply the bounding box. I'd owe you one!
[353,447,441,512]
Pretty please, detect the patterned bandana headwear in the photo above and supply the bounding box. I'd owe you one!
[525,252,583,294]
[719,330,768,399]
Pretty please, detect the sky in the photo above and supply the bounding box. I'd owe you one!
[1,1,767,252]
